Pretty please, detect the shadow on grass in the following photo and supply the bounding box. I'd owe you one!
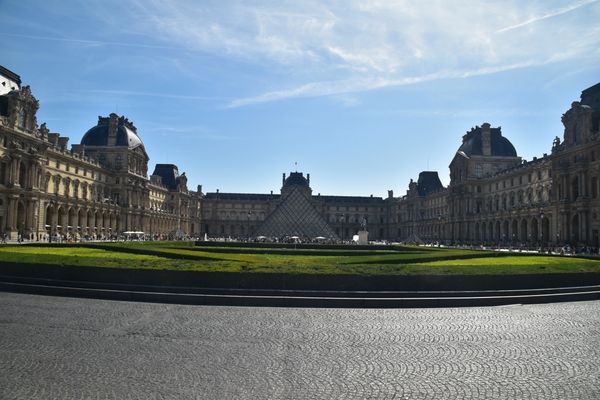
[74,243,230,262]
[173,246,421,257]
[347,252,512,265]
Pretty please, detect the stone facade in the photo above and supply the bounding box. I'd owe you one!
[1,65,598,247]
[398,83,600,248]
[201,172,392,241]
[0,67,201,240]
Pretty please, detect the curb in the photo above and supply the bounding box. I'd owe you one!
[2,276,600,308]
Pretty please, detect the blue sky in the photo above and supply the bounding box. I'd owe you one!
[1,0,599,196]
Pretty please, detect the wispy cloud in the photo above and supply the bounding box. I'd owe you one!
[144,123,234,141]
[20,0,598,108]
[227,59,548,108]
[82,89,224,101]
[496,0,599,33]
[0,32,177,50]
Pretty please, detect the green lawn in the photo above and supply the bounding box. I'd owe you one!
[0,241,598,276]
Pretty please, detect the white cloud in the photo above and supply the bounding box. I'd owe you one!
[79,0,600,106]
[227,59,555,108]
[496,0,599,33]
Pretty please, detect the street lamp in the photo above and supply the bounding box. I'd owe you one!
[247,211,253,240]
[539,211,545,247]
[340,214,345,242]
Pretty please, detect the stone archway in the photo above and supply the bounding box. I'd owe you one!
[495,221,501,241]
[511,220,518,243]
[542,216,550,244]
[572,214,580,243]
[531,217,539,243]
[45,204,54,232]
[520,219,528,242]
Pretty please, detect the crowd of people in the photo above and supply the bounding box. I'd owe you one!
[420,240,600,256]
[0,232,201,244]
[1,232,599,255]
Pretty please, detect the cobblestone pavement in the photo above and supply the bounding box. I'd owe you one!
[1,293,600,399]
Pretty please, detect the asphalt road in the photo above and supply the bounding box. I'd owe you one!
[1,292,599,399]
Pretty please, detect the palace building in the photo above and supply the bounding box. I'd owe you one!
[1,65,599,247]
[0,66,201,240]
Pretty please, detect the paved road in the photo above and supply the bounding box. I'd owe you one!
[1,293,599,399]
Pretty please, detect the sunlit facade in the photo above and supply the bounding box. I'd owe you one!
[0,67,201,240]
[1,65,598,247]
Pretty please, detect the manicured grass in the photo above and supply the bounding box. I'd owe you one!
[0,241,599,275]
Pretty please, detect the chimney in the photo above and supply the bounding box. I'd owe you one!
[282,173,286,186]
[307,173,310,186]
[388,190,394,198]
[197,185,202,194]
[107,113,119,146]
[481,122,491,156]
[58,137,69,150]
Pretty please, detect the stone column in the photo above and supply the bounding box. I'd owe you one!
[25,200,34,234]
[50,205,57,232]
[89,212,95,234]
[7,197,17,231]
[9,158,19,186]
[581,211,588,244]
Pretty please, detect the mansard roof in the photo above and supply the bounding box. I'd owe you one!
[416,171,443,196]
[283,172,310,187]
[0,65,21,87]
[581,82,600,110]
[81,113,144,149]
[151,164,180,190]
[457,125,517,157]
[204,193,280,201]
[319,195,385,204]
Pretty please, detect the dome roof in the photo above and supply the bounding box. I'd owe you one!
[81,113,144,149]
[457,124,517,157]
[283,172,310,187]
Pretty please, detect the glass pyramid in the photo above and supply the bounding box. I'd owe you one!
[256,187,339,239]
